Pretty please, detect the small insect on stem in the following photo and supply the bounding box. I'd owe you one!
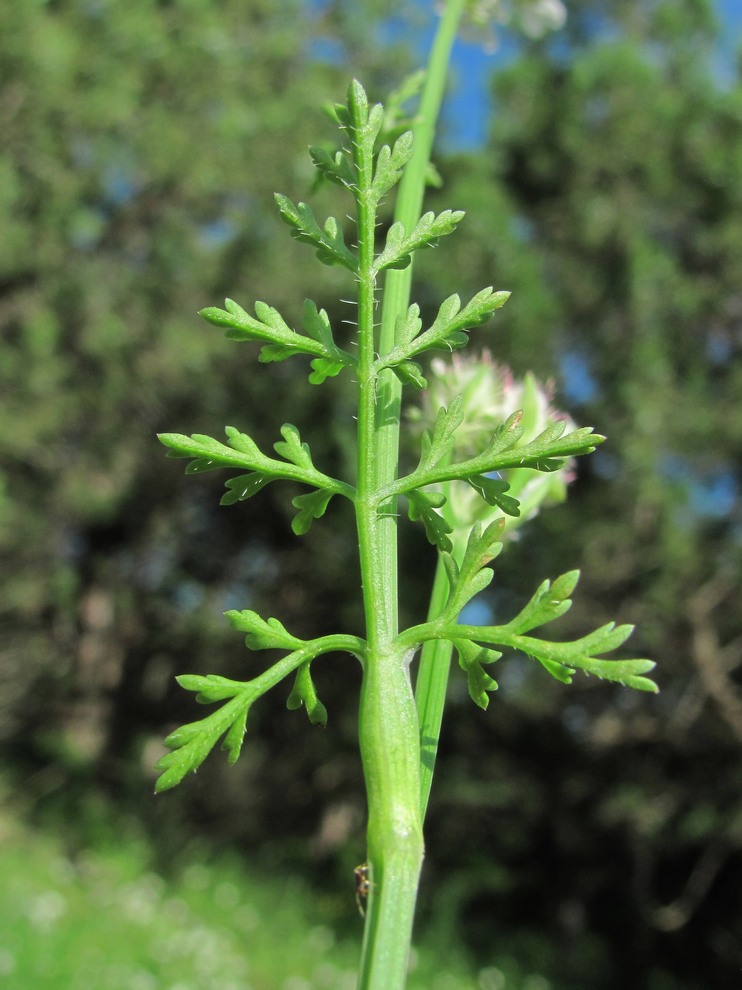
[354,862,372,916]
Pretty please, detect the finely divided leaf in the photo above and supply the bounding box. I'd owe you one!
[502,571,580,635]
[418,397,466,472]
[258,344,296,364]
[455,417,602,476]
[375,210,465,272]
[457,519,505,579]
[200,297,354,381]
[372,130,414,200]
[506,424,605,466]
[201,298,292,343]
[286,661,328,727]
[222,706,249,762]
[390,360,427,389]
[274,194,357,272]
[333,81,384,171]
[176,674,250,704]
[453,570,658,693]
[252,301,293,336]
[573,621,635,657]
[346,79,386,155]
[407,288,510,358]
[302,299,335,350]
[419,423,604,498]
[346,78,370,126]
[291,489,335,535]
[433,564,658,704]
[225,609,304,651]
[154,689,251,793]
[273,424,314,470]
[309,145,356,190]
[302,300,355,382]
[486,412,525,456]
[466,475,520,517]
[522,633,658,692]
[379,288,510,373]
[442,519,504,617]
[394,304,423,348]
[406,490,453,552]
[575,656,657,691]
[159,431,258,468]
[161,425,320,482]
[185,458,222,475]
[447,566,494,615]
[224,426,261,457]
[309,357,346,384]
[161,424,351,534]
[454,639,501,709]
[537,656,576,684]
[220,472,272,505]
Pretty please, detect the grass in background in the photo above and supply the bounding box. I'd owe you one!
[0,801,553,990]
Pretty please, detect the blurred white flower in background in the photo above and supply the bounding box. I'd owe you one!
[518,0,567,38]
[462,0,567,49]
[409,351,577,539]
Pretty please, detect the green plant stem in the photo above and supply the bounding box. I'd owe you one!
[377,0,467,358]
[415,533,464,819]
[354,76,424,990]
[354,3,466,988]
[377,0,467,827]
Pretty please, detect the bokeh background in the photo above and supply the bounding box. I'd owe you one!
[1,1,741,988]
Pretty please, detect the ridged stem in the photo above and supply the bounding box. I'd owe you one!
[354,3,466,988]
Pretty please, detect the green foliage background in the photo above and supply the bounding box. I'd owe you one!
[1,1,741,987]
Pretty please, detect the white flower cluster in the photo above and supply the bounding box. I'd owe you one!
[411,351,576,537]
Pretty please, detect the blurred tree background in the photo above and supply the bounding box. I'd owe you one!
[1,1,741,988]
